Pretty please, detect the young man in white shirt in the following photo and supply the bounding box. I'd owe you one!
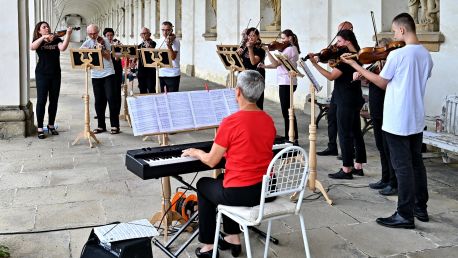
[341,13,433,229]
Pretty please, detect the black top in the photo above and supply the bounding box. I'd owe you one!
[333,62,364,108]
[241,46,265,78]
[137,39,157,77]
[35,38,62,75]
[369,82,385,119]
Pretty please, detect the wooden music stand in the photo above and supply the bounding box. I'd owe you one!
[113,45,138,127]
[216,45,245,88]
[141,48,173,93]
[70,48,103,148]
[274,53,304,143]
[298,60,333,205]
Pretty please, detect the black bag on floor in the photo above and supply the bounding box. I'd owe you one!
[80,227,153,258]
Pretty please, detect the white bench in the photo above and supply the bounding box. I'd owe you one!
[423,95,458,163]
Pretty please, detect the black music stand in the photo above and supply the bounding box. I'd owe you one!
[141,48,173,93]
[112,45,138,127]
[216,45,245,88]
[69,48,103,148]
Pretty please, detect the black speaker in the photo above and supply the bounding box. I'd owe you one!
[80,228,153,258]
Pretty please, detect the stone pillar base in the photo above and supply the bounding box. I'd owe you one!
[0,101,35,139]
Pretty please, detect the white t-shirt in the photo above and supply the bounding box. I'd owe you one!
[159,38,181,77]
[379,44,433,136]
[80,38,115,78]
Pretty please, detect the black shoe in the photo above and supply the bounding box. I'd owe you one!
[218,233,242,257]
[351,168,364,176]
[317,148,338,156]
[92,128,106,134]
[379,185,398,196]
[196,247,219,258]
[328,169,353,180]
[369,180,389,190]
[376,212,415,229]
[37,130,46,139]
[414,207,429,222]
[336,155,342,160]
[47,125,59,135]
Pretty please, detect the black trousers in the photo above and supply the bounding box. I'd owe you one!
[385,132,428,219]
[196,177,262,244]
[138,72,156,94]
[372,117,397,188]
[92,75,120,129]
[159,76,180,92]
[35,73,61,128]
[336,104,366,167]
[326,102,338,150]
[279,85,298,142]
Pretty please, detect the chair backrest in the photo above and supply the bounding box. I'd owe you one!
[256,146,309,219]
[443,95,458,135]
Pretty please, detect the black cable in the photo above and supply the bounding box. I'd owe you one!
[302,183,369,201]
[0,222,119,236]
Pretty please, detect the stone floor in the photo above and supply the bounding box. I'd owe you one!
[0,46,457,258]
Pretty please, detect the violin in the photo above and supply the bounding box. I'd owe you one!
[44,27,80,42]
[261,41,290,52]
[302,44,349,65]
[96,36,106,50]
[345,41,405,64]
[166,33,176,46]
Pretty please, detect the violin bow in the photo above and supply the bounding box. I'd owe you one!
[371,11,379,47]
[114,7,126,37]
[52,3,67,35]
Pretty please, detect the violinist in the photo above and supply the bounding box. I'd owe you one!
[308,29,366,180]
[103,27,122,120]
[135,27,157,93]
[259,29,300,144]
[81,24,120,135]
[158,21,181,93]
[237,27,266,109]
[340,13,433,229]
[317,21,353,157]
[355,38,398,196]
[30,21,72,139]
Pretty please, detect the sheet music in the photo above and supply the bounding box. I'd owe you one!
[127,89,239,135]
[127,96,159,136]
[153,94,173,132]
[167,92,195,131]
[298,60,323,92]
[94,219,158,244]
[189,91,218,127]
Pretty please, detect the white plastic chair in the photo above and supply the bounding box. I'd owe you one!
[212,146,311,258]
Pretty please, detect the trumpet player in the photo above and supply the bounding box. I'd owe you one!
[81,24,120,135]
[159,21,181,93]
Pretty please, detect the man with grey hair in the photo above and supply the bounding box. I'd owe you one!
[182,70,276,257]
[81,24,120,134]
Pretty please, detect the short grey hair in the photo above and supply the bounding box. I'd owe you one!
[236,70,265,103]
[87,24,99,33]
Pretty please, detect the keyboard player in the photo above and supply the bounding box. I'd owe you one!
[181,70,276,258]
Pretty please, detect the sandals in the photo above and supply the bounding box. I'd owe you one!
[93,128,107,134]
[37,130,45,139]
[110,127,120,134]
[47,125,59,135]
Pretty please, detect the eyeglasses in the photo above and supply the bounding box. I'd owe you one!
[140,32,150,35]
[88,32,98,36]
[161,29,172,32]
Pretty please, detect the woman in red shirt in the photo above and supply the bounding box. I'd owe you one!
[182,70,276,258]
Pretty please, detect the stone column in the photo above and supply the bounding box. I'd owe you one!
[0,0,35,138]
[145,0,152,29]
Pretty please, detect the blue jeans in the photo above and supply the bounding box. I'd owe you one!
[385,132,428,219]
